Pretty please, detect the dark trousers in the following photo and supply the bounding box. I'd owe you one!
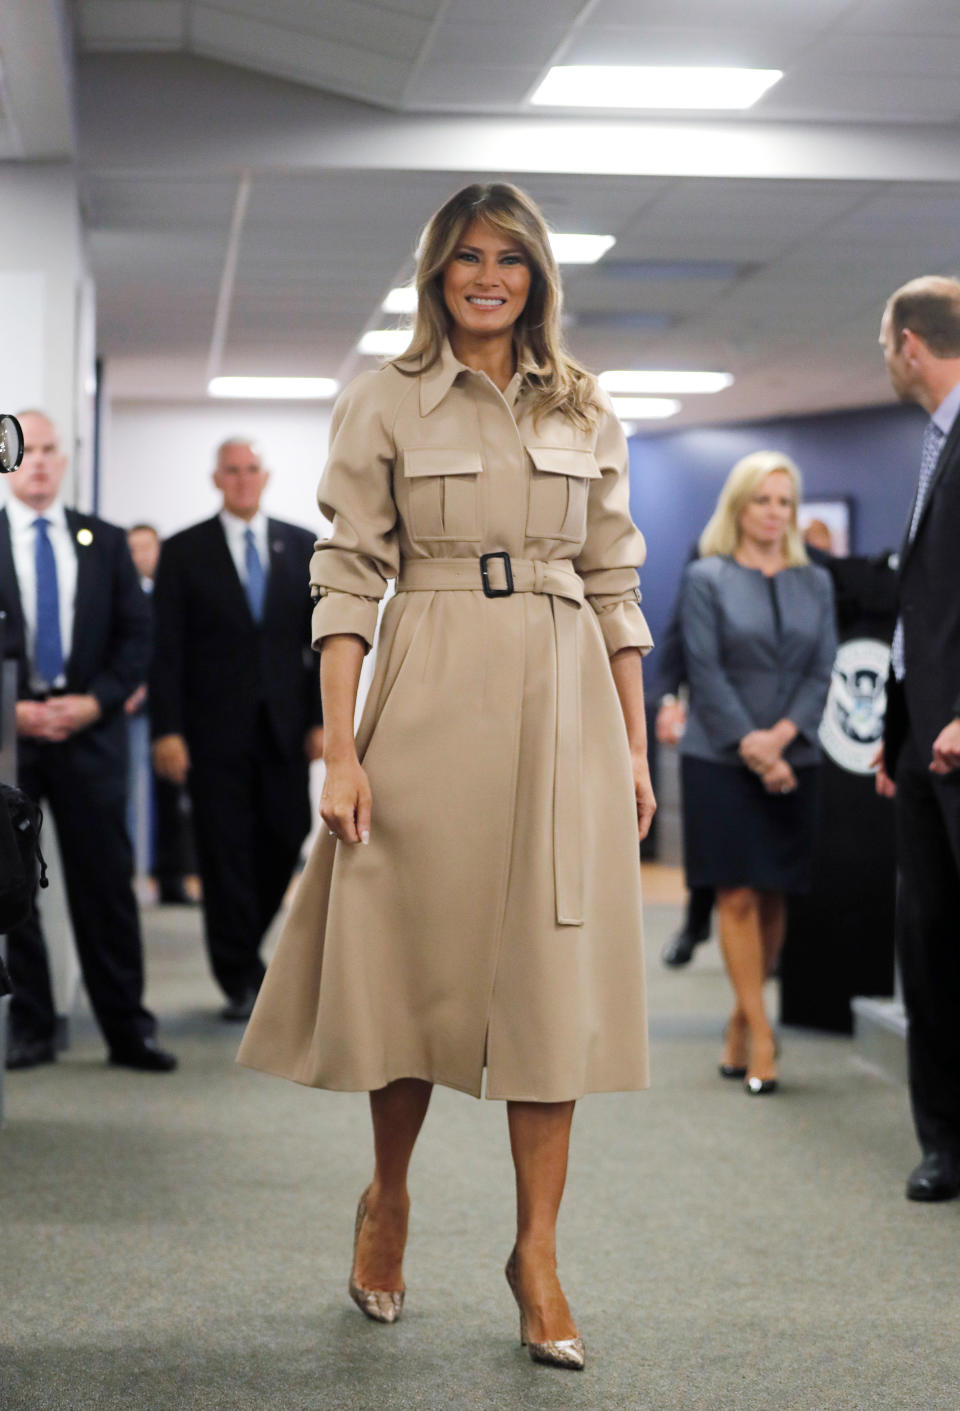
[188,716,311,1000]
[153,777,196,887]
[895,734,960,1159]
[9,726,155,1051]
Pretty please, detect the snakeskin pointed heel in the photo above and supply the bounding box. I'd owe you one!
[348,1187,405,1324]
[505,1247,585,1370]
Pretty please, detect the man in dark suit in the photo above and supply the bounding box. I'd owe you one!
[126,523,198,905]
[1,411,177,1072]
[877,276,960,1202]
[150,437,323,1021]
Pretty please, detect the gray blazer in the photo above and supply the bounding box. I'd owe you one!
[679,555,837,767]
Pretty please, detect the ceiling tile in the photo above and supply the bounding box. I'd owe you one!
[587,0,851,28]
[405,62,544,107]
[558,26,812,68]
[190,3,409,104]
[215,0,430,61]
[425,21,570,67]
[78,1,185,49]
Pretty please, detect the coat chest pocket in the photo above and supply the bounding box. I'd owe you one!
[402,449,482,542]
[525,446,601,543]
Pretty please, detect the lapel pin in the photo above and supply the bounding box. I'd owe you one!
[272,539,285,554]
[76,528,93,546]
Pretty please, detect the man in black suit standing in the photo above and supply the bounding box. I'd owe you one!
[1,411,177,1072]
[877,276,960,1202]
[150,437,323,1021]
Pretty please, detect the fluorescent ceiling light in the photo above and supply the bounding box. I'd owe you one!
[531,66,783,111]
[359,329,413,357]
[549,232,615,264]
[601,370,733,395]
[208,376,338,400]
[610,397,681,421]
[383,286,418,314]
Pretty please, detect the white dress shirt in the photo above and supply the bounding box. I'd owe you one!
[219,509,270,591]
[6,494,77,687]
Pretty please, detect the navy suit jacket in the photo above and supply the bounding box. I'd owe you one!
[149,515,321,760]
[885,406,960,769]
[0,505,151,722]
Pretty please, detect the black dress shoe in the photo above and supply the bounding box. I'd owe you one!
[906,1152,960,1202]
[108,1038,179,1072]
[220,988,258,1023]
[661,928,708,968]
[6,1036,57,1070]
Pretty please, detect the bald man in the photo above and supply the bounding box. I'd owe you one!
[877,276,960,1202]
[149,437,322,1020]
[0,411,176,1072]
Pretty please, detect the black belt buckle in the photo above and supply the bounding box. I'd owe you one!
[480,551,514,598]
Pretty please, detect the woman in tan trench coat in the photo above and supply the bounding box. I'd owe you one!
[237,183,655,1369]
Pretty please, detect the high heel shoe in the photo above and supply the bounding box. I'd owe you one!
[718,1020,748,1079]
[348,1188,405,1324]
[744,1034,780,1095]
[504,1248,585,1370]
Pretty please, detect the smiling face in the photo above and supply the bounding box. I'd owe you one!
[738,469,796,553]
[441,218,532,344]
[213,441,269,521]
[9,412,68,512]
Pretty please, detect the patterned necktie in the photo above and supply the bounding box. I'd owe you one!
[891,420,947,680]
[33,516,64,688]
[244,526,266,623]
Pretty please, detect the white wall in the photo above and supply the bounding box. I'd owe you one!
[101,399,335,536]
[0,164,94,503]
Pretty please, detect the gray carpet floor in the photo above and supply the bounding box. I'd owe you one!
[2,891,959,1411]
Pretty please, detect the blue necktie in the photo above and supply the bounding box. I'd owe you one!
[244,527,266,622]
[33,516,64,687]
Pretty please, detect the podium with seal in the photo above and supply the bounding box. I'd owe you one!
[781,553,899,1033]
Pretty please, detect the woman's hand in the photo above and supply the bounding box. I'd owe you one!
[739,728,783,775]
[632,751,657,841]
[320,753,373,844]
[761,758,797,795]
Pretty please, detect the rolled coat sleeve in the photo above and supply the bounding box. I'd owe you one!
[574,396,654,657]
[310,370,400,653]
[783,567,837,742]
[680,566,756,750]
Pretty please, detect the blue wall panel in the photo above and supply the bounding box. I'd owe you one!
[627,401,926,692]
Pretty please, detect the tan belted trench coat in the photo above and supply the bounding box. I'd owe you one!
[237,341,653,1101]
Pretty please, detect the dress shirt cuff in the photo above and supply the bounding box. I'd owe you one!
[589,596,654,657]
[311,590,380,654]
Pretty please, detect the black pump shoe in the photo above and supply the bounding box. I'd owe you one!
[719,1020,749,1080]
[745,1076,778,1096]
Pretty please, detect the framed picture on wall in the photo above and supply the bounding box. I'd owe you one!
[799,497,853,557]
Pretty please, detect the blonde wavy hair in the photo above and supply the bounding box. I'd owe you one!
[699,450,809,566]
[394,182,601,430]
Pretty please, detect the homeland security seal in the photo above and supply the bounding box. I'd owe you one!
[818,638,891,775]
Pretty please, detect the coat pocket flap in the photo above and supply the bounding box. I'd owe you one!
[403,449,484,478]
[526,446,601,479]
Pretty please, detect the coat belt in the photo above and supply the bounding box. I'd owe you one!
[395,556,584,927]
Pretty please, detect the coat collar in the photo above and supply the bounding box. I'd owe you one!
[418,338,470,418]
[418,338,525,417]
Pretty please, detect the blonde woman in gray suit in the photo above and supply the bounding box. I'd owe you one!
[679,452,835,1095]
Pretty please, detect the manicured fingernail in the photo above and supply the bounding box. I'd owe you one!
[360,830,370,845]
